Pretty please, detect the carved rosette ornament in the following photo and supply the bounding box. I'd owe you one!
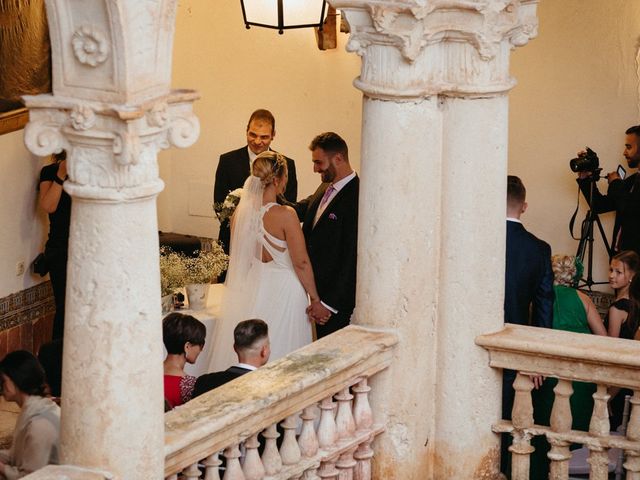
[72,25,110,67]
[329,0,539,99]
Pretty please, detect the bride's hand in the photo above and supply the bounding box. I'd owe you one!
[307,301,331,324]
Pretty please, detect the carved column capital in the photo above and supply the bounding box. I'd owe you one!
[329,0,538,99]
[23,89,199,201]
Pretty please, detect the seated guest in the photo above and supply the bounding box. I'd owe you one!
[193,319,269,398]
[0,350,60,478]
[606,250,640,339]
[530,254,607,478]
[163,313,206,408]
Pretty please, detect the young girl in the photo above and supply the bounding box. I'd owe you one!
[606,250,640,339]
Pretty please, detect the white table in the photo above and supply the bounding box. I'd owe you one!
[164,284,224,378]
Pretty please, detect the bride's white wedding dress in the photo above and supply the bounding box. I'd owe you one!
[207,201,313,372]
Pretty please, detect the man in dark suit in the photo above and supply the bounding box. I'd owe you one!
[577,125,640,256]
[213,109,297,253]
[293,132,358,339]
[192,319,270,398]
[502,175,554,476]
[504,176,554,329]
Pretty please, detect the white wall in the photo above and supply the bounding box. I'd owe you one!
[160,0,363,238]
[509,0,640,289]
[0,129,48,296]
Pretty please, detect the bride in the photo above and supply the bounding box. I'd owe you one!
[207,151,320,371]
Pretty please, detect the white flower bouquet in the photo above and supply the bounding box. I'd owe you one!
[214,188,242,224]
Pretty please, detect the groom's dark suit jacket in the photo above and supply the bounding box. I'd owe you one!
[214,146,297,252]
[293,176,359,338]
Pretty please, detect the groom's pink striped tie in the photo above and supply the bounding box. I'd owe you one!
[319,185,335,209]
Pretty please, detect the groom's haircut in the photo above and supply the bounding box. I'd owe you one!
[163,312,206,354]
[309,132,348,161]
[234,319,269,350]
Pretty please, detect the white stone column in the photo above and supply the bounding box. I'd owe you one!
[331,1,538,478]
[22,1,199,478]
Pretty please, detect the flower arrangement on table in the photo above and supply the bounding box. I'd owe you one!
[214,188,242,224]
[182,245,229,284]
[160,244,229,311]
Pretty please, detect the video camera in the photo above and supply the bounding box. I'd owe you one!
[570,147,599,173]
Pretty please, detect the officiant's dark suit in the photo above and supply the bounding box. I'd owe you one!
[293,132,358,339]
[214,109,297,253]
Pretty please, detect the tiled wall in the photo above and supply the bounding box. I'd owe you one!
[0,282,55,357]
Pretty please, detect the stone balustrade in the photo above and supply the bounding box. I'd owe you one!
[164,325,397,479]
[476,324,640,480]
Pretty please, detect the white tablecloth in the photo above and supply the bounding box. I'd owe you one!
[164,283,224,378]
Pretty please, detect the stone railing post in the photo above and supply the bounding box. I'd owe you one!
[22,1,199,478]
[330,1,538,477]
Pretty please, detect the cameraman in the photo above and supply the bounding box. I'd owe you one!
[577,125,640,256]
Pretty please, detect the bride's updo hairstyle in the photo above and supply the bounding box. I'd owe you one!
[252,151,287,188]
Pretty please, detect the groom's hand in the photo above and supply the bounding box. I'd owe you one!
[307,301,332,325]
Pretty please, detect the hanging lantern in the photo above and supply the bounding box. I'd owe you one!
[240,0,328,34]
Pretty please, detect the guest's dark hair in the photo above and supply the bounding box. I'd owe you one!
[507,175,526,207]
[625,125,640,138]
[0,350,48,397]
[309,132,348,161]
[234,319,268,350]
[627,274,640,337]
[53,150,66,162]
[612,250,640,276]
[247,109,275,135]
[163,313,206,354]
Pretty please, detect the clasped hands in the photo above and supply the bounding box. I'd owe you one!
[307,300,331,325]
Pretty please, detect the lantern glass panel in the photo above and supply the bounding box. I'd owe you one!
[243,0,324,28]
[243,0,278,26]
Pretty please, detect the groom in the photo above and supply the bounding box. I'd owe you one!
[294,132,359,339]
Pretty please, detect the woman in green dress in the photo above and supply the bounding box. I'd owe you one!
[530,254,607,478]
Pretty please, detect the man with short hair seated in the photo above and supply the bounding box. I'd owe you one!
[193,319,270,398]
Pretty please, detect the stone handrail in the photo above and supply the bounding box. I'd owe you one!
[164,325,397,479]
[476,324,640,480]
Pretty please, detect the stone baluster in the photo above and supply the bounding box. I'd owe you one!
[336,448,357,480]
[280,414,302,466]
[203,452,222,480]
[353,437,374,480]
[548,379,574,479]
[624,392,640,478]
[261,423,283,475]
[182,462,201,480]
[586,384,610,480]
[352,379,373,432]
[223,444,246,480]
[299,405,320,458]
[318,459,340,479]
[303,469,321,480]
[335,388,356,441]
[242,434,265,480]
[318,397,337,449]
[509,373,535,480]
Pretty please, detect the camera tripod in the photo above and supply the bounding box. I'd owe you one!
[574,171,612,289]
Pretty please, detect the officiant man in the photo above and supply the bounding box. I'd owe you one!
[213,109,298,253]
[292,132,359,339]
